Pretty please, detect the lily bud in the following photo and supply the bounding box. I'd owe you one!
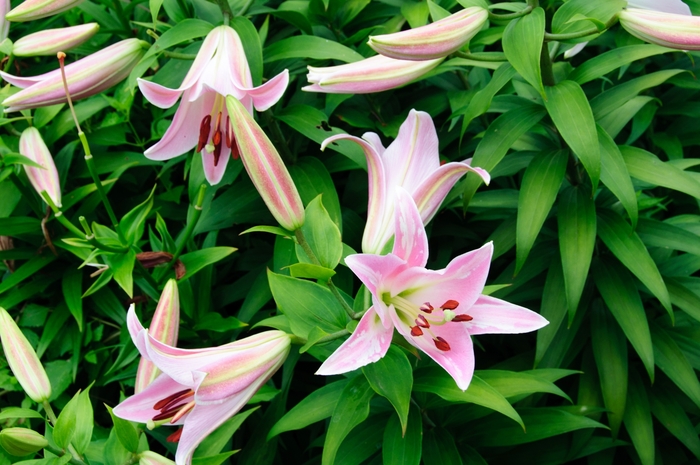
[303,55,443,94]
[619,8,700,50]
[13,23,99,57]
[135,279,180,393]
[369,6,489,60]
[19,127,61,208]
[0,307,52,403]
[225,96,305,231]
[5,0,85,22]
[0,428,48,456]
[139,451,176,465]
[1,38,146,112]
[1,0,9,41]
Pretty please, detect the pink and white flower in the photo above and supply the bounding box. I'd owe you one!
[620,6,700,50]
[114,307,290,465]
[321,109,489,254]
[19,127,61,208]
[317,189,548,390]
[12,23,99,57]
[138,25,289,185]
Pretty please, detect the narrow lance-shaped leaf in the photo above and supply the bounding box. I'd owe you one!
[620,145,700,199]
[623,369,654,465]
[649,382,700,460]
[502,7,545,96]
[597,125,638,227]
[535,257,567,367]
[383,406,422,465]
[362,346,412,434]
[651,324,700,410]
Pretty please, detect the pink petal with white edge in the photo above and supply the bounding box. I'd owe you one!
[176,26,223,94]
[392,188,428,268]
[138,78,184,109]
[628,0,691,15]
[361,132,386,157]
[412,161,490,225]
[0,71,50,87]
[244,69,290,112]
[316,307,393,375]
[344,253,408,296]
[113,373,188,424]
[466,295,548,336]
[391,309,475,390]
[126,305,150,358]
[396,242,493,312]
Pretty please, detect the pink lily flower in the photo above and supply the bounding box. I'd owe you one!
[1,38,146,112]
[138,25,289,186]
[619,7,700,50]
[134,279,180,394]
[19,127,61,208]
[13,23,99,57]
[368,6,488,60]
[317,189,548,390]
[114,307,291,465]
[303,54,443,94]
[321,109,490,254]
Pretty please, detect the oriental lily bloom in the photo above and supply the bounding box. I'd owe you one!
[303,54,443,94]
[114,307,290,465]
[317,189,548,390]
[321,109,489,254]
[368,6,488,60]
[138,25,289,186]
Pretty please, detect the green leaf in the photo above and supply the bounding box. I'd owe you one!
[666,278,700,322]
[194,408,257,457]
[362,346,412,434]
[0,217,41,236]
[268,380,347,439]
[288,157,342,231]
[288,263,336,281]
[178,247,237,280]
[597,125,638,226]
[295,195,343,270]
[118,186,155,245]
[53,390,79,450]
[569,44,673,84]
[558,186,596,318]
[322,375,375,465]
[502,7,545,96]
[413,367,523,428]
[382,406,422,465]
[598,96,655,139]
[240,225,291,237]
[104,250,136,298]
[477,370,572,402]
[459,63,517,133]
[516,149,567,273]
[592,258,654,381]
[193,312,247,332]
[535,258,568,366]
[591,303,627,438]
[106,405,139,453]
[62,269,83,332]
[624,369,654,465]
[192,452,239,465]
[149,0,163,26]
[620,145,700,199]
[649,383,700,459]
[264,35,363,63]
[423,427,463,465]
[597,209,672,317]
[637,218,700,256]
[267,271,348,339]
[0,407,44,420]
[544,81,600,189]
[551,0,625,38]
[103,426,131,465]
[0,254,56,295]
[651,325,700,410]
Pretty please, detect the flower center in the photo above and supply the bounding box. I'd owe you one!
[196,95,236,165]
[152,389,195,423]
[386,296,473,352]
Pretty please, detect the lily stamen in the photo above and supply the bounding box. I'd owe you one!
[197,115,212,153]
[153,389,192,410]
[434,337,451,351]
[170,400,196,424]
[166,428,183,443]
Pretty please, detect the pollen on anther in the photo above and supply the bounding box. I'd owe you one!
[197,115,212,153]
[452,314,473,322]
[410,326,423,336]
[416,314,430,328]
[441,300,459,310]
[420,302,434,313]
[434,337,451,351]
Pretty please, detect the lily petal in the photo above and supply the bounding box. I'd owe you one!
[345,253,408,296]
[244,69,290,112]
[392,188,428,268]
[112,373,188,424]
[316,307,393,375]
[466,295,549,335]
[137,79,185,109]
[628,0,691,15]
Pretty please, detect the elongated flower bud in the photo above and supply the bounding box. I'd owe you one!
[135,279,180,393]
[139,451,176,465]
[1,38,146,112]
[1,0,10,41]
[5,0,85,22]
[619,8,700,50]
[0,428,48,456]
[303,55,443,94]
[225,96,305,231]
[0,307,52,403]
[369,6,489,60]
[13,23,99,56]
[19,127,61,208]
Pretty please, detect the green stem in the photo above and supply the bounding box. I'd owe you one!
[544,16,618,41]
[78,215,130,253]
[237,0,254,15]
[526,0,538,7]
[487,5,532,21]
[171,184,207,264]
[42,401,58,425]
[454,51,507,62]
[162,50,197,60]
[215,0,234,23]
[540,42,556,87]
[111,0,131,35]
[45,445,88,465]
[2,55,15,73]
[135,259,160,292]
[328,280,361,320]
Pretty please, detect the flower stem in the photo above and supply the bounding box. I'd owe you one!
[77,215,130,253]
[294,229,321,266]
[162,50,197,60]
[487,5,532,21]
[169,184,207,266]
[42,401,58,425]
[544,16,618,41]
[454,51,507,62]
[328,280,362,319]
[237,0,255,15]
[45,445,88,465]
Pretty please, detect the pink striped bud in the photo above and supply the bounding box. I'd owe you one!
[1,0,10,41]
[20,127,61,208]
[134,279,180,393]
[619,8,700,50]
[303,54,443,94]
[369,6,489,60]
[13,23,99,56]
[225,95,305,231]
[5,0,85,22]
[0,306,52,403]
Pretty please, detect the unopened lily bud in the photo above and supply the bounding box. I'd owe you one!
[0,428,48,456]
[139,451,176,465]
[0,307,52,403]
[619,8,700,50]
[1,0,10,41]
[5,0,85,22]
[1,38,146,112]
[13,23,99,56]
[134,279,180,393]
[19,127,61,208]
[369,6,489,60]
[303,55,443,94]
[225,96,305,231]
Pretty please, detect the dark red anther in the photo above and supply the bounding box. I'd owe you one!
[167,428,183,443]
[419,302,434,313]
[196,115,212,152]
[231,139,240,160]
[416,314,430,328]
[410,326,423,337]
[225,116,232,148]
[152,407,178,422]
[153,389,192,410]
[434,337,451,351]
[441,300,459,310]
[452,314,473,322]
[160,389,195,412]
[212,112,223,166]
